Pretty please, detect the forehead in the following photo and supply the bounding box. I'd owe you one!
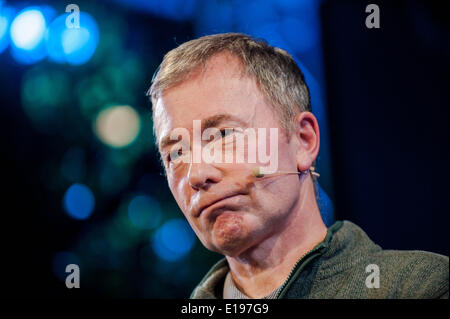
[153,53,278,145]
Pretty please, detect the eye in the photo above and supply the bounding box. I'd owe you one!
[167,148,183,163]
[219,128,234,138]
[207,129,233,143]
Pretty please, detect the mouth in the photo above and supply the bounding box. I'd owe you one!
[195,193,244,218]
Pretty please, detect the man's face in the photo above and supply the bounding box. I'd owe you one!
[154,53,304,256]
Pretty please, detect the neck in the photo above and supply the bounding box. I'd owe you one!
[225,176,327,298]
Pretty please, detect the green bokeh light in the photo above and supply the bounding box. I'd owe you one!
[21,66,71,130]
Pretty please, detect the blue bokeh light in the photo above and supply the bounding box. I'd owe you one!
[195,0,232,34]
[9,6,55,64]
[128,195,162,229]
[46,12,99,65]
[275,0,315,13]
[0,4,14,54]
[63,183,95,220]
[10,40,47,64]
[234,0,276,28]
[245,22,294,57]
[45,14,67,63]
[10,9,46,50]
[280,17,318,53]
[152,219,195,262]
[111,0,198,21]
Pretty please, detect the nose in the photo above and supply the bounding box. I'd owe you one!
[188,162,222,190]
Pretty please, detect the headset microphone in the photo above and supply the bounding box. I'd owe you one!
[251,166,320,178]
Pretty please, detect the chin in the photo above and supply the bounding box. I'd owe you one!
[211,241,248,257]
[209,213,248,253]
[198,230,249,256]
[210,232,251,257]
[197,234,244,256]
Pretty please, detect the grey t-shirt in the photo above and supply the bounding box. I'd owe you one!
[223,271,282,299]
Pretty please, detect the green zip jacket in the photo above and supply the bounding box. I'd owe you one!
[190,221,449,299]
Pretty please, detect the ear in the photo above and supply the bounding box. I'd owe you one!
[293,112,320,172]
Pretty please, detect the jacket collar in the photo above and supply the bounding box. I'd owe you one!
[190,220,344,299]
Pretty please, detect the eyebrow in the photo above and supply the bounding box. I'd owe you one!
[158,113,247,151]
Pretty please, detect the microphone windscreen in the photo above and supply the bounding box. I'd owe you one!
[252,167,264,178]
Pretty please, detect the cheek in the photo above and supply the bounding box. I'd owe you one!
[168,177,207,240]
[168,174,190,210]
[252,174,301,215]
[274,136,298,170]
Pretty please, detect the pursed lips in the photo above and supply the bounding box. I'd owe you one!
[194,193,244,218]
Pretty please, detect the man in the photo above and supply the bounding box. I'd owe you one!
[148,33,448,299]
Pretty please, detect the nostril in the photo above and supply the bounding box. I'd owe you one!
[189,176,216,191]
[189,179,202,190]
[190,179,213,191]
[203,180,214,190]
[187,163,222,190]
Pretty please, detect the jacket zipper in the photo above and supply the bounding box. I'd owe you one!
[275,243,325,299]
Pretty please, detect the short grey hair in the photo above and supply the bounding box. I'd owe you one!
[147,32,311,133]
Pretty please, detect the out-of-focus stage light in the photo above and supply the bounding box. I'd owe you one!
[99,160,131,195]
[281,17,318,53]
[0,4,14,54]
[94,105,141,148]
[60,147,86,182]
[9,6,55,64]
[10,9,45,50]
[128,195,162,230]
[112,0,197,21]
[21,66,70,132]
[63,183,95,220]
[46,12,99,65]
[152,219,196,262]
[0,15,7,52]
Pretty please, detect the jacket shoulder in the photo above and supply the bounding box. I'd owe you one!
[370,249,449,298]
[312,221,448,299]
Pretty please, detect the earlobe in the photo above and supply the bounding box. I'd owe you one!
[294,112,320,172]
[296,150,315,173]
